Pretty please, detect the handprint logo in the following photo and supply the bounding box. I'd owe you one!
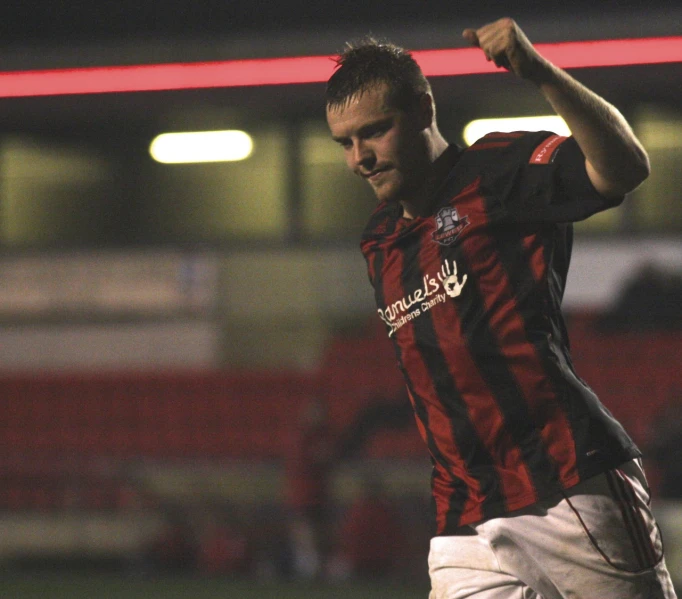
[443,261,467,298]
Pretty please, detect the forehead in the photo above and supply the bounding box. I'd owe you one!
[326,84,397,133]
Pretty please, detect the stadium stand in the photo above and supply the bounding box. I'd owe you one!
[0,313,680,513]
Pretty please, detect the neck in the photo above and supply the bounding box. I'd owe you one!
[400,132,451,219]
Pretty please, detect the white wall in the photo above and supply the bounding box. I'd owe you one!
[0,239,679,371]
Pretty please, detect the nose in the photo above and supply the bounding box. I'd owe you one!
[349,140,375,171]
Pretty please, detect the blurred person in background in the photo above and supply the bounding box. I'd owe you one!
[195,502,252,577]
[646,393,682,500]
[334,472,407,580]
[325,16,676,598]
[143,505,196,574]
[284,397,335,579]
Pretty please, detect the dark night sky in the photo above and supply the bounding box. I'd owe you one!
[1,0,677,47]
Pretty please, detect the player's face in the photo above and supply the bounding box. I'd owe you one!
[326,83,431,205]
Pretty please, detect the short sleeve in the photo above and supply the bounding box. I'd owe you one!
[501,133,625,224]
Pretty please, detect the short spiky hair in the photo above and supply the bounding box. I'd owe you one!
[325,37,432,112]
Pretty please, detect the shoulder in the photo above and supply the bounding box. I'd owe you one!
[464,130,564,162]
[460,130,579,196]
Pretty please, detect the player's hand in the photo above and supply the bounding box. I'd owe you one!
[462,18,550,82]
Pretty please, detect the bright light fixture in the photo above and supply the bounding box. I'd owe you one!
[149,130,253,164]
[462,116,571,146]
[0,36,679,98]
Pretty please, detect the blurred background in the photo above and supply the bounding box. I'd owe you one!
[0,1,681,597]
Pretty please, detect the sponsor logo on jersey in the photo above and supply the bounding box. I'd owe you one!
[432,206,469,246]
[378,258,467,337]
[529,134,567,165]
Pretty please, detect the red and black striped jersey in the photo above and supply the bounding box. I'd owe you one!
[360,131,640,534]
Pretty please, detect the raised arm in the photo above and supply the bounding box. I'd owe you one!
[462,18,650,198]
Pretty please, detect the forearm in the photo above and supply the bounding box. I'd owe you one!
[533,60,650,198]
[462,18,651,198]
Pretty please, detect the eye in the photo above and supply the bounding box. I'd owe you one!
[354,121,391,143]
[367,124,389,138]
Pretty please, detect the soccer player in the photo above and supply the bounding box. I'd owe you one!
[325,17,677,598]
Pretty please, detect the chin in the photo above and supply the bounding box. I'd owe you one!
[373,182,404,205]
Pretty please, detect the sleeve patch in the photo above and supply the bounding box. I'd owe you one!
[529,134,569,165]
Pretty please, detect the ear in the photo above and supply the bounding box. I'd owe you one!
[417,93,435,129]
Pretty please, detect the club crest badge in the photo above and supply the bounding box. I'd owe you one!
[432,206,469,246]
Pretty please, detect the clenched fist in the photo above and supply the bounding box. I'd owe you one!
[462,18,551,83]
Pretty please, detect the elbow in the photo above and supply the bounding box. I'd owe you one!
[610,148,651,198]
[587,143,650,199]
[629,147,651,190]
[624,144,651,192]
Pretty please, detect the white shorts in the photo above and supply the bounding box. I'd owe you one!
[428,459,677,599]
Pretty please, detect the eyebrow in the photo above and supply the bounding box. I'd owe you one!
[331,117,393,144]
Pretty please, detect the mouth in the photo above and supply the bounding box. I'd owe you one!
[366,167,391,183]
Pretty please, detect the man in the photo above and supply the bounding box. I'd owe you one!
[325,17,676,599]
[285,398,334,579]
